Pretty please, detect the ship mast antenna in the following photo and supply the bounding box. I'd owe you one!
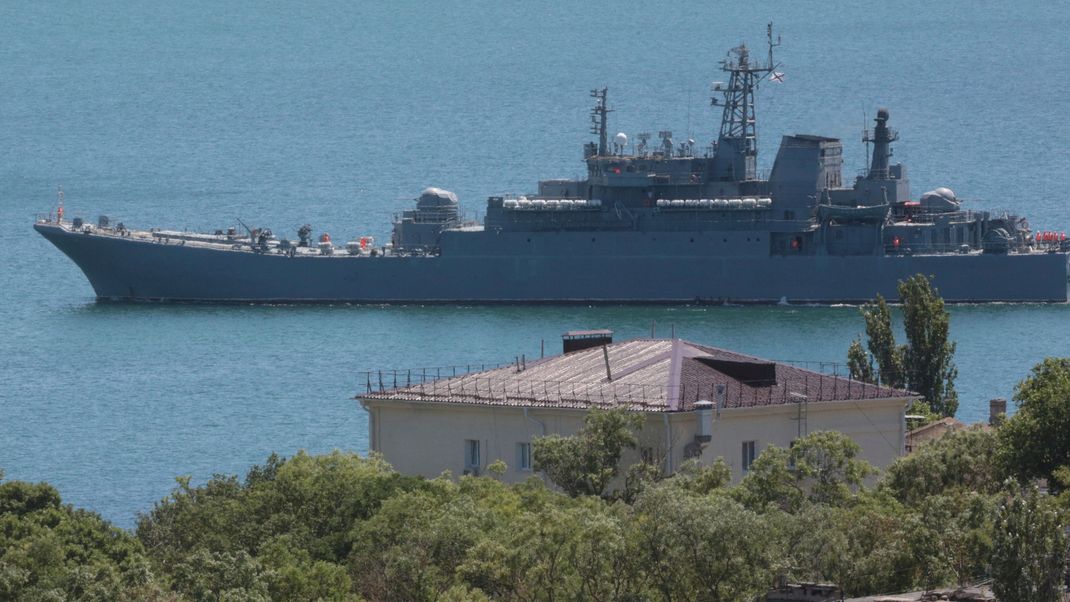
[589,87,613,157]
[862,106,870,173]
[766,21,781,69]
[710,22,781,181]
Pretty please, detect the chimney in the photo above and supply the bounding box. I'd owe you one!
[694,400,714,443]
[989,398,1007,427]
[562,329,613,354]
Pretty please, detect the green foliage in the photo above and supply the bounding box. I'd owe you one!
[905,399,940,429]
[736,431,875,512]
[12,388,1070,602]
[991,484,1066,602]
[137,451,421,567]
[169,549,270,601]
[0,480,161,601]
[781,496,922,594]
[137,451,421,600]
[852,276,959,416]
[633,486,776,600]
[915,492,997,588]
[532,408,644,498]
[791,431,876,505]
[670,457,732,495]
[898,275,958,417]
[881,426,1002,506]
[860,294,905,389]
[485,459,507,479]
[846,336,875,383]
[997,357,1070,484]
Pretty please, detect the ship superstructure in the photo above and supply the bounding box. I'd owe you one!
[34,26,1069,303]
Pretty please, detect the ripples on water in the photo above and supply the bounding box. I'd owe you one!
[1,0,1068,526]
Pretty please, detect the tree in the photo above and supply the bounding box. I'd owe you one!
[996,357,1070,484]
[850,275,958,416]
[790,431,876,506]
[632,486,776,600]
[860,294,905,388]
[846,337,874,383]
[0,480,161,600]
[899,275,958,417]
[881,426,1001,506]
[136,451,424,585]
[991,484,1066,602]
[736,431,875,512]
[532,408,644,498]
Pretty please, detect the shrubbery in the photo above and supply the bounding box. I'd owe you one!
[3,357,1070,600]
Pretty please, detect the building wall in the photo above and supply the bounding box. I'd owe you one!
[696,398,908,481]
[361,397,908,483]
[363,401,582,481]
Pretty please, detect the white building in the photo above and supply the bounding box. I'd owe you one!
[359,331,915,482]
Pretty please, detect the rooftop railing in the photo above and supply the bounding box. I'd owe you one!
[358,363,906,410]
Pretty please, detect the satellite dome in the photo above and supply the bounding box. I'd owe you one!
[933,187,956,200]
[417,187,459,210]
[920,188,960,213]
[614,132,628,147]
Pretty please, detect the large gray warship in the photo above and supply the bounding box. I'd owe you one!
[35,26,1070,304]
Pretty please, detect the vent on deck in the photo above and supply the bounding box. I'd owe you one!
[562,329,614,354]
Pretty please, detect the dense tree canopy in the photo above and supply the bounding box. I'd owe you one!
[0,479,161,600]
[997,357,1070,485]
[991,484,1066,602]
[11,358,1070,599]
[881,426,1002,506]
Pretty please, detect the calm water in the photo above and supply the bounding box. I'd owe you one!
[2,1,1069,527]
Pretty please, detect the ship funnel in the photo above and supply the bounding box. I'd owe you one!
[865,107,899,180]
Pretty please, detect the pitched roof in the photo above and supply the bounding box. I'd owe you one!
[361,338,915,412]
[907,416,967,438]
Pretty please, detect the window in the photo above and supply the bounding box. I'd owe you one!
[517,442,532,471]
[464,439,481,472]
[741,440,757,472]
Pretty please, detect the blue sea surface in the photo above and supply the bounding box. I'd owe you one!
[2,1,1069,527]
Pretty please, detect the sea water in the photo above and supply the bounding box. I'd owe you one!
[1,0,1068,527]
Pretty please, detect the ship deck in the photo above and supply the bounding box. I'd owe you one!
[36,218,394,258]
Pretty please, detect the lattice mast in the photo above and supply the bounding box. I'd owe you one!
[588,87,612,157]
[710,23,780,181]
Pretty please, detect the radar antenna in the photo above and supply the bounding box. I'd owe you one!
[589,88,613,157]
[637,132,651,156]
[710,22,781,181]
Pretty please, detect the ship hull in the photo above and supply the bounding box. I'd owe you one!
[36,224,1070,304]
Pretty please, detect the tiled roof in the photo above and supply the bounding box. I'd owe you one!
[361,338,916,412]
